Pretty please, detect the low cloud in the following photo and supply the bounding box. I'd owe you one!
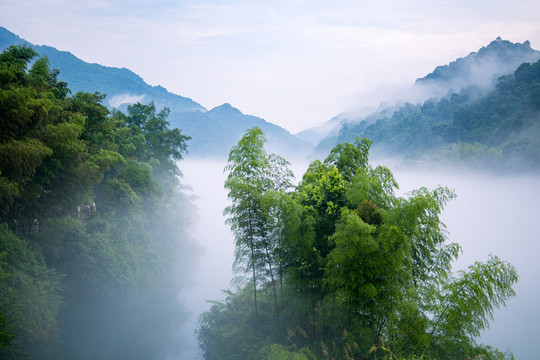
[108,93,146,108]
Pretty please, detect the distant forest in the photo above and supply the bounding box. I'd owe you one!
[334,59,540,170]
[0,45,198,359]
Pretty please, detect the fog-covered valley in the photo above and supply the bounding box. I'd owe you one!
[1,16,540,360]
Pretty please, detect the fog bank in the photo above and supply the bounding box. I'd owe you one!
[392,167,540,360]
[177,158,235,359]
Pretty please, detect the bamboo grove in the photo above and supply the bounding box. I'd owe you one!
[198,128,518,360]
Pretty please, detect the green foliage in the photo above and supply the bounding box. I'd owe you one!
[431,255,518,340]
[0,45,37,85]
[324,137,372,182]
[0,311,14,349]
[0,224,63,359]
[123,101,190,180]
[0,45,196,359]
[224,127,296,317]
[259,344,311,359]
[200,131,519,360]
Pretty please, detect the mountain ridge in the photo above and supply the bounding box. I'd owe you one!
[0,26,312,159]
[325,58,540,170]
[170,103,313,159]
[0,26,206,114]
[415,37,540,95]
[312,37,540,161]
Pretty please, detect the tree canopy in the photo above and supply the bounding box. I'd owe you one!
[0,45,196,359]
[199,128,518,360]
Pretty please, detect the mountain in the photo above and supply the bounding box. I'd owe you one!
[415,37,540,98]
[328,59,540,170]
[312,38,540,169]
[297,105,401,148]
[0,26,312,159]
[170,103,313,159]
[0,26,205,114]
[295,106,378,146]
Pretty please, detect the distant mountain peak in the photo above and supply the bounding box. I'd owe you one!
[209,103,243,116]
[311,38,540,155]
[416,38,540,87]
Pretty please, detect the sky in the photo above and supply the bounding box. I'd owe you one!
[1,0,539,134]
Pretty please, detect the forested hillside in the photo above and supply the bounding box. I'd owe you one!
[0,27,313,159]
[0,45,198,359]
[415,37,540,96]
[0,26,205,114]
[306,38,540,150]
[329,59,540,170]
[197,128,518,360]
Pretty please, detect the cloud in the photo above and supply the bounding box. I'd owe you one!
[108,93,146,108]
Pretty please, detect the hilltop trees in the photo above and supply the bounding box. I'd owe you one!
[0,45,196,359]
[198,128,518,360]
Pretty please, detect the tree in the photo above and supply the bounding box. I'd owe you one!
[0,224,62,359]
[224,127,296,317]
[224,127,271,316]
[0,45,197,359]
[122,101,190,187]
[428,255,518,358]
[201,131,519,360]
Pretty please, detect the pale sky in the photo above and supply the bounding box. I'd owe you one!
[1,0,540,133]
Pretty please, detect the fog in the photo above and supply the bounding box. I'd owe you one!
[178,158,235,359]
[391,166,540,360]
[177,157,539,360]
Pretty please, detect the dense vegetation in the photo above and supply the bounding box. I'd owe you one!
[0,45,197,359]
[198,128,518,360]
[333,59,540,170]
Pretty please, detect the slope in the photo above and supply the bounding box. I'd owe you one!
[314,38,540,168]
[169,103,313,159]
[0,26,312,159]
[334,59,540,170]
[0,26,205,114]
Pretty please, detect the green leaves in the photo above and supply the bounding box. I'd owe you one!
[0,45,196,358]
[0,139,52,185]
[432,255,518,339]
[324,208,409,321]
[324,137,372,182]
[122,101,190,182]
[0,224,62,358]
[202,131,519,360]
[0,45,37,86]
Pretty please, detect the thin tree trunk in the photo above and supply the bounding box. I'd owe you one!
[265,244,279,316]
[250,235,258,317]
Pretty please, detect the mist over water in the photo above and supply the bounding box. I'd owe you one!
[177,157,539,360]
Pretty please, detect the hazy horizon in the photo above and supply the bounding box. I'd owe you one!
[1,1,539,133]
